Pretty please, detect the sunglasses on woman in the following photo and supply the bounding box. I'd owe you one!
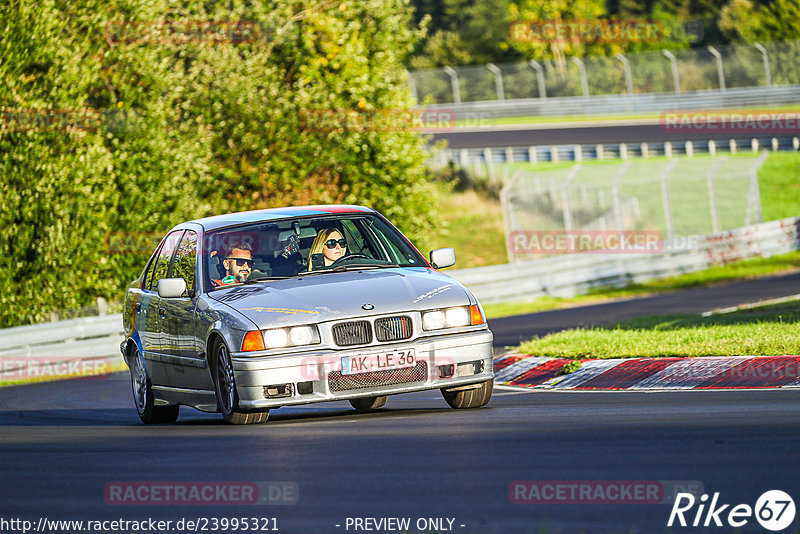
[325,238,347,249]
[226,257,254,267]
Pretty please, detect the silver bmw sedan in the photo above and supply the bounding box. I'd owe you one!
[121,205,493,424]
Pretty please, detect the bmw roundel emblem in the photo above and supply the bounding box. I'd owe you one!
[362,303,374,310]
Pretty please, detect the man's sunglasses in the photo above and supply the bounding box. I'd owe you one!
[325,238,347,249]
[226,257,254,267]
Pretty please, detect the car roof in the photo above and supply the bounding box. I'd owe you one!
[185,205,377,231]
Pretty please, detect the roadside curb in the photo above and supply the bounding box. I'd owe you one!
[494,353,800,390]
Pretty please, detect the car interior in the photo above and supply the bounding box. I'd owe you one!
[204,217,391,288]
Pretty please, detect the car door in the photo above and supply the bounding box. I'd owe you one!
[142,230,183,386]
[160,229,211,390]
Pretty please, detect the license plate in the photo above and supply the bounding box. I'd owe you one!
[341,349,416,375]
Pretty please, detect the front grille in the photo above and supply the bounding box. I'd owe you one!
[374,316,412,342]
[332,320,372,346]
[329,361,428,392]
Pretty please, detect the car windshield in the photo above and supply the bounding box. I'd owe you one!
[203,213,427,288]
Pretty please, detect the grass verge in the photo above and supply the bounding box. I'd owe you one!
[483,249,800,318]
[426,188,508,268]
[516,298,800,359]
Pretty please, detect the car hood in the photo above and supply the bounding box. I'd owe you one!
[208,267,473,329]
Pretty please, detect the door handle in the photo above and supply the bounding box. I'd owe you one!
[159,307,166,318]
[135,302,141,312]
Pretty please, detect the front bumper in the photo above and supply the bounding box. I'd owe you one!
[230,329,494,411]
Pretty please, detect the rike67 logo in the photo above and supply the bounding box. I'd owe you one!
[668,490,796,531]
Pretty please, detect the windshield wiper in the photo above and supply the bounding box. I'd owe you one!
[329,263,400,272]
[213,276,290,289]
[243,276,291,283]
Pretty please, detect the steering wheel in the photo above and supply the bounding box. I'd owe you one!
[330,254,370,266]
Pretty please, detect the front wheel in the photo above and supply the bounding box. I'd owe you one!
[212,339,269,425]
[441,380,493,409]
[130,344,179,424]
[349,396,387,412]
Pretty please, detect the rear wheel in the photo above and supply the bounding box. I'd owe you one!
[349,396,387,412]
[130,344,179,424]
[441,380,493,409]
[212,339,269,425]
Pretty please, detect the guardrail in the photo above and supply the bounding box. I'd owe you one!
[447,216,800,304]
[0,315,124,382]
[422,85,800,120]
[432,136,800,168]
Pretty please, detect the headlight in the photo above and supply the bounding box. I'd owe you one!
[289,325,316,346]
[263,329,289,348]
[422,310,446,330]
[445,306,469,327]
[262,325,321,349]
[422,305,484,331]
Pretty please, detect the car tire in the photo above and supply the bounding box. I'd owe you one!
[349,396,387,412]
[441,379,493,409]
[212,338,269,425]
[130,344,179,424]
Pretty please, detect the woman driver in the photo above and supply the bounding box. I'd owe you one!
[309,228,347,269]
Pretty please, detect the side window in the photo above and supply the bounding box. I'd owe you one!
[342,220,377,259]
[148,231,183,291]
[141,243,163,290]
[170,230,197,291]
[369,218,421,265]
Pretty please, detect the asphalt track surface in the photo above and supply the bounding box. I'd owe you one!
[489,270,800,350]
[2,272,800,534]
[1,376,799,534]
[431,122,767,149]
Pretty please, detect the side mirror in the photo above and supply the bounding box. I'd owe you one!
[157,278,188,298]
[429,247,456,269]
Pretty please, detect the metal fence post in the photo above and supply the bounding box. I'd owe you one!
[754,43,772,86]
[528,60,547,99]
[615,54,633,95]
[660,158,679,240]
[707,157,725,234]
[443,66,461,104]
[561,165,582,231]
[612,161,632,229]
[484,147,495,183]
[501,171,523,263]
[662,50,681,93]
[571,57,590,97]
[748,151,767,224]
[707,46,726,91]
[487,63,505,101]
